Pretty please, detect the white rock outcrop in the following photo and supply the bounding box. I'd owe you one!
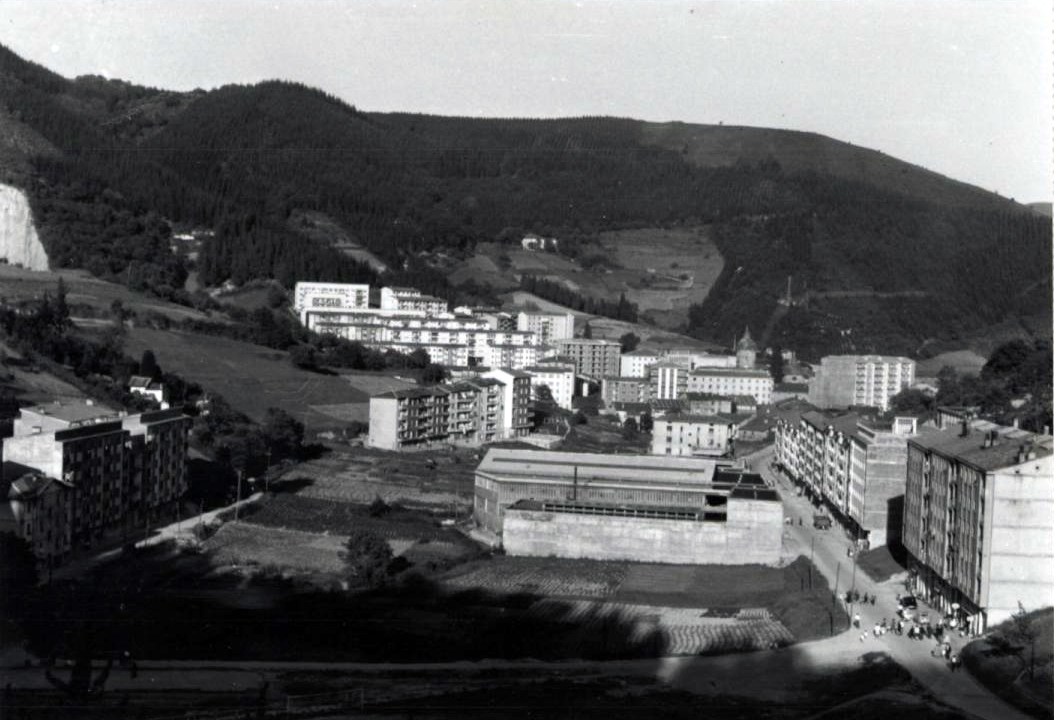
[0,183,49,271]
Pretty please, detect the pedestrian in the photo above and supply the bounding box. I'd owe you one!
[860,633,866,642]
[870,594,876,606]
[897,620,903,635]
[873,623,880,638]
[853,613,860,629]
[896,592,901,602]
[798,517,802,526]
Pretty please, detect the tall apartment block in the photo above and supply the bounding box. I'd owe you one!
[3,401,191,566]
[808,355,915,412]
[516,312,574,344]
[903,421,1053,633]
[555,339,621,379]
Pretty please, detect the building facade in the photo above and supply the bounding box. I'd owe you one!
[619,349,661,378]
[601,376,652,406]
[293,282,369,322]
[380,286,448,314]
[903,423,1054,632]
[481,369,533,439]
[516,312,574,344]
[475,450,781,565]
[555,339,621,379]
[808,355,916,411]
[523,364,576,410]
[3,402,191,566]
[651,414,736,457]
[687,368,773,405]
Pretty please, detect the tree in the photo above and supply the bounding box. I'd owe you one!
[289,343,317,370]
[344,529,394,588]
[622,417,639,440]
[421,363,447,385]
[262,407,304,461]
[639,411,653,434]
[0,532,38,608]
[1008,602,1040,681]
[582,322,593,339]
[534,384,555,406]
[890,388,935,416]
[139,349,161,381]
[770,345,786,384]
[619,332,640,353]
[408,348,431,369]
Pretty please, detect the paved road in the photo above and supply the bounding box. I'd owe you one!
[747,445,1034,720]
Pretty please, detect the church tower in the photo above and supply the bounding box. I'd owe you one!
[736,327,757,369]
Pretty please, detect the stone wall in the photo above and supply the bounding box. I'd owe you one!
[503,501,781,565]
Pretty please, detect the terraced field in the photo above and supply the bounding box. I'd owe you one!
[526,599,793,655]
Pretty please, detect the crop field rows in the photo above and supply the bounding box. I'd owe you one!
[442,559,628,598]
[526,599,792,655]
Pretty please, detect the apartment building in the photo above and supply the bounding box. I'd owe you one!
[3,402,191,565]
[523,363,576,410]
[516,311,574,344]
[369,376,522,451]
[601,376,651,406]
[687,368,773,405]
[619,349,661,378]
[293,281,370,322]
[848,416,917,547]
[775,405,918,548]
[651,414,737,457]
[481,369,533,439]
[650,359,691,401]
[555,339,621,379]
[903,422,1054,632]
[380,286,448,314]
[808,355,916,411]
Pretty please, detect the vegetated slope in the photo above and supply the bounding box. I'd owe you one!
[642,122,1021,210]
[2,43,1049,357]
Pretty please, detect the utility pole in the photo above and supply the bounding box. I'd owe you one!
[234,469,242,522]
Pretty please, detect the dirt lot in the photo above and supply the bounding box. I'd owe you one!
[122,327,375,433]
[205,521,347,575]
[277,446,477,512]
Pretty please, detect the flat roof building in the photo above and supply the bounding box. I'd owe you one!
[475,449,782,564]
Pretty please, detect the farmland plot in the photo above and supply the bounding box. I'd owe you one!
[526,599,792,655]
[442,557,628,599]
[205,522,347,574]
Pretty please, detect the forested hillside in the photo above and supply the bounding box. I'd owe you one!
[1,43,1049,357]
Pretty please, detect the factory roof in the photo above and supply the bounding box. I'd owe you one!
[477,448,727,488]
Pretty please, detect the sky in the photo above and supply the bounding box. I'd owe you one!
[2,0,1051,202]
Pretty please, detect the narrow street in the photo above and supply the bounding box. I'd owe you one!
[747,445,1035,720]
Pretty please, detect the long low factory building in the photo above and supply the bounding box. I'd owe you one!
[474,449,782,565]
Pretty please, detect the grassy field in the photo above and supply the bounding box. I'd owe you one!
[558,415,651,454]
[122,327,375,433]
[962,607,1053,719]
[0,264,214,322]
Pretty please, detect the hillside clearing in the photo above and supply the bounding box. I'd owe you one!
[122,327,372,433]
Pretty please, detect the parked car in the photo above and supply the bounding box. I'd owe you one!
[813,514,832,530]
[899,595,918,620]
